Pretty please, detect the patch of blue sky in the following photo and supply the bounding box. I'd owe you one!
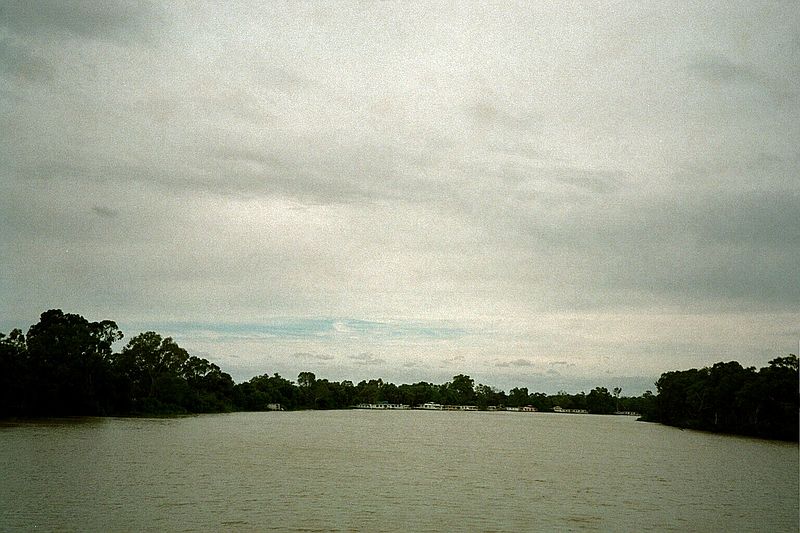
[132,318,468,342]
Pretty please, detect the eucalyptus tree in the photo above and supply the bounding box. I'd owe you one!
[24,309,123,415]
[0,329,28,416]
[114,331,190,411]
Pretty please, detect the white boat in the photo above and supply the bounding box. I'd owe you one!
[355,402,410,410]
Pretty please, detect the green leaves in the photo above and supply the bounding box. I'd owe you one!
[654,358,798,440]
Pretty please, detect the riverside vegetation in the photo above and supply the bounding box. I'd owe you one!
[1,310,797,441]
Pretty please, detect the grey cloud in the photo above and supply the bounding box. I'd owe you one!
[293,352,335,361]
[0,40,54,83]
[693,191,799,247]
[687,55,798,104]
[496,358,534,368]
[252,66,317,94]
[0,0,160,42]
[466,100,539,132]
[437,356,467,368]
[91,205,119,219]
[688,56,762,84]
[556,170,625,195]
[614,190,799,310]
[487,163,800,313]
[348,353,385,366]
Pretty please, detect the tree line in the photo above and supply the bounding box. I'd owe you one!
[1,310,796,440]
[236,371,654,416]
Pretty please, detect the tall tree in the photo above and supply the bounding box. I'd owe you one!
[0,329,28,416]
[297,371,318,408]
[508,387,529,407]
[114,331,190,412]
[25,310,122,415]
[587,387,616,414]
[181,356,235,412]
[449,374,475,405]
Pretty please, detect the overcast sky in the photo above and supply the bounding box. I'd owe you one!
[1,1,798,393]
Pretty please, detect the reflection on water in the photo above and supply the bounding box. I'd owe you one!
[1,412,797,531]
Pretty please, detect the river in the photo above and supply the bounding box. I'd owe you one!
[1,411,797,532]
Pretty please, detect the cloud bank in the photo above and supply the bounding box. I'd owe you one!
[2,1,798,393]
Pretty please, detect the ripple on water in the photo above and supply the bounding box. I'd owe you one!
[0,411,797,532]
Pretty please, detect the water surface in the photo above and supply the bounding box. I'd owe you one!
[1,411,797,531]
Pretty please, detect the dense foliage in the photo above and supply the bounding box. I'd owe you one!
[0,310,235,416]
[650,356,798,440]
[2,310,796,441]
